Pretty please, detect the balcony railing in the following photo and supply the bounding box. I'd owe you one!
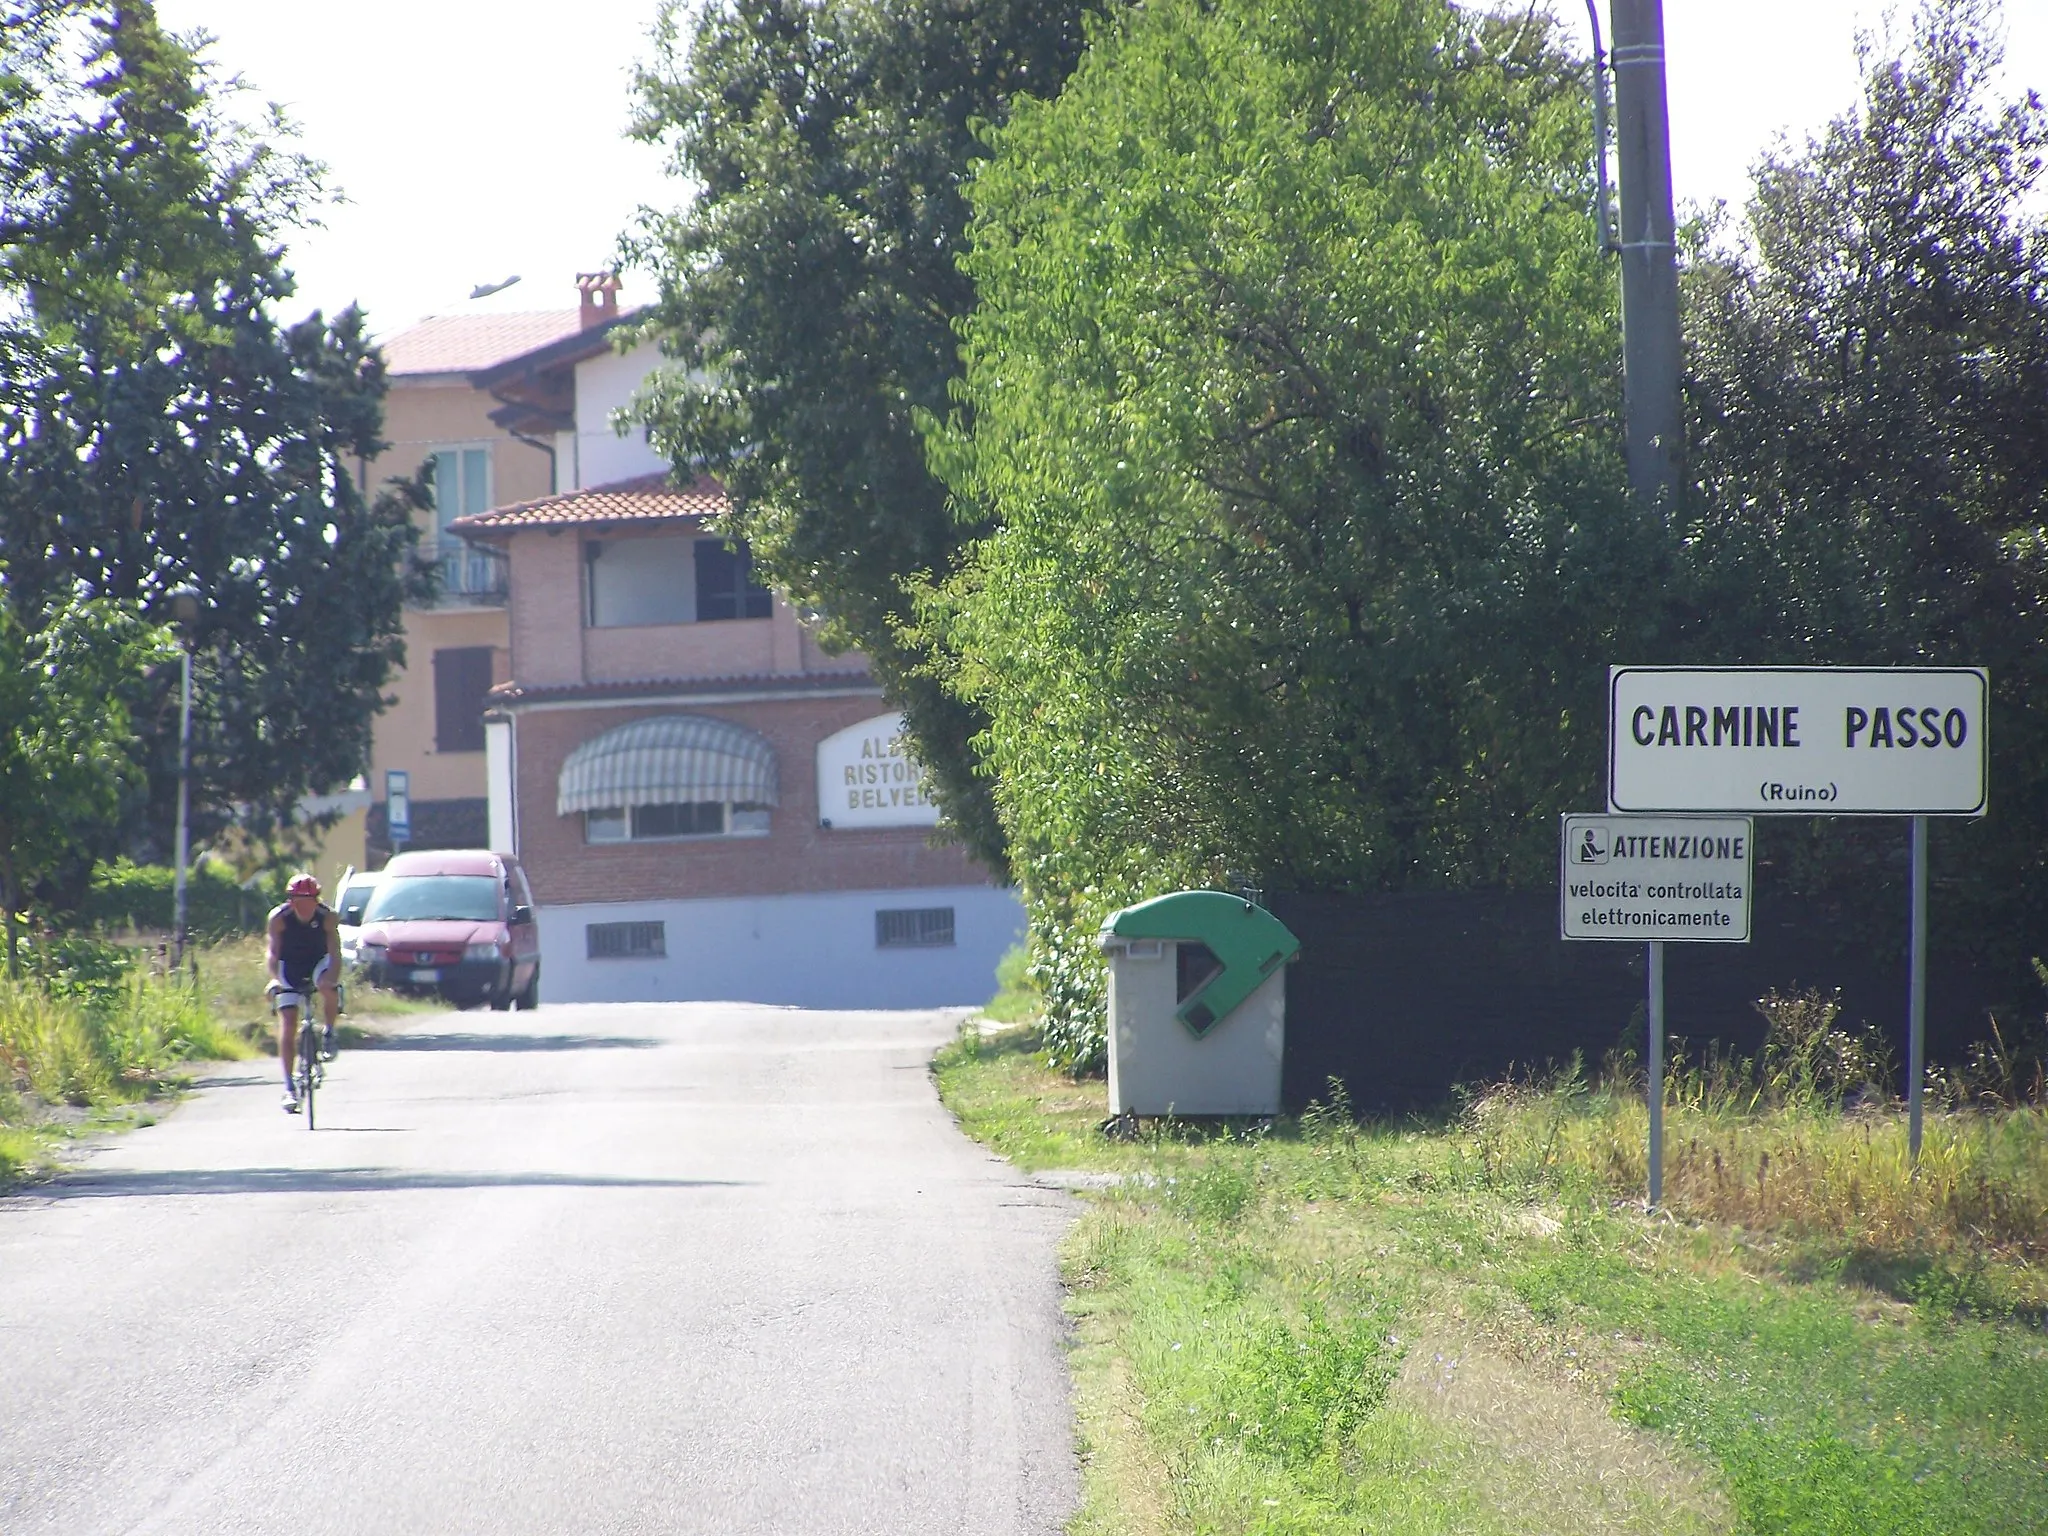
[421,539,508,606]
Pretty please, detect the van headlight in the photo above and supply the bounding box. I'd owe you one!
[359,943,386,964]
[464,942,503,962]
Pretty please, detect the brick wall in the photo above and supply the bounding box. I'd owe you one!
[508,535,586,687]
[584,612,780,683]
[511,694,992,906]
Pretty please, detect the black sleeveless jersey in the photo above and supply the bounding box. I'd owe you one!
[271,903,333,979]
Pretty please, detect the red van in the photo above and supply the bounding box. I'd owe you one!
[355,849,541,1010]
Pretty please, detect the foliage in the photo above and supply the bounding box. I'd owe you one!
[74,858,275,940]
[0,1,429,876]
[626,0,1105,879]
[1681,0,2048,980]
[978,942,1043,1025]
[0,575,170,972]
[928,0,1638,1058]
[0,961,245,1109]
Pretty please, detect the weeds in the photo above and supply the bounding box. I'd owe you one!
[0,940,255,1183]
[1461,988,2048,1261]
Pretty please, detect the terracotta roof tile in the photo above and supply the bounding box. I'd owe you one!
[449,473,730,536]
[381,311,584,375]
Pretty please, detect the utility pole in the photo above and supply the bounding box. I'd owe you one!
[1609,0,1684,515]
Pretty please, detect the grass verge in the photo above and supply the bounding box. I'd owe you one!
[0,932,432,1185]
[0,958,252,1182]
[936,1026,2048,1536]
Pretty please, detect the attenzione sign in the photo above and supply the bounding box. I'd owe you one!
[1559,815,1753,943]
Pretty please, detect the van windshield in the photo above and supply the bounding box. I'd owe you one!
[363,875,500,924]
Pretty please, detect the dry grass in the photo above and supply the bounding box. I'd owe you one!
[1468,1087,2048,1264]
[190,934,436,1050]
[1388,1327,1734,1535]
[1464,987,2048,1265]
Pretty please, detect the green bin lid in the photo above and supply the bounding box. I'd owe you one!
[1100,891,1300,1036]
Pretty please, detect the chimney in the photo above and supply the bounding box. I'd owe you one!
[577,272,622,329]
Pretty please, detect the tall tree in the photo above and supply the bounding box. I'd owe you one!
[1683,0,2048,978]
[926,0,1637,1063]
[625,0,1103,880]
[0,2,428,868]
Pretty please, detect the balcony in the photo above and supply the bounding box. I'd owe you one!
[420,539,508,608]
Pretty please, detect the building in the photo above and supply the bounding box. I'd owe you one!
[354,277,632,865]
[448,302,1021,1009]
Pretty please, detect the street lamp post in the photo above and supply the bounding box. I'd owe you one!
[167,586,202,967]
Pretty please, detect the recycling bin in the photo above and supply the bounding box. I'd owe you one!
[1098,891,1301,1116]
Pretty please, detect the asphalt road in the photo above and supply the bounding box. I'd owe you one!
[0,1003,1078,1535]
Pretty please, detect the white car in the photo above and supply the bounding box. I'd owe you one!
[333,866,385,967]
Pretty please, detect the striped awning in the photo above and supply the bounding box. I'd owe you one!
[556,715,779,815]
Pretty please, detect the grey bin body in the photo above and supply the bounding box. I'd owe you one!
[1098,892,1300,1117]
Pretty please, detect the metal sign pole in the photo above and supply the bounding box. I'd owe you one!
[1648,938,1665,1208]
[1909,815,1928,1161]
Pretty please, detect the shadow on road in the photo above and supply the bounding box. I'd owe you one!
[366,1033,662,1053]
[8,1167,752,1200]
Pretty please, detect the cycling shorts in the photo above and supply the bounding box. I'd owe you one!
[275,954,335,1013]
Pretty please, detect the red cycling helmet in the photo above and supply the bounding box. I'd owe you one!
[286,873,321,897]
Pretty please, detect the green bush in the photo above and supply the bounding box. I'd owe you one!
[74,860,273,939]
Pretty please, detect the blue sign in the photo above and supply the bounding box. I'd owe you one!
[386,769,411,844]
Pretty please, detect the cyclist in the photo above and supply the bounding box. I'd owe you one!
[266,872,342,1113]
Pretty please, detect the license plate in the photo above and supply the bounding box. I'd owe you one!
[408,967,440,982]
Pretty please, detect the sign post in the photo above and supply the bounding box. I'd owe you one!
[1648,939,1665,1205]
[1561,814,1753,1206]
[1606,666,1987,1163]
[385,768,411,853]
[1910,815,1929,1158]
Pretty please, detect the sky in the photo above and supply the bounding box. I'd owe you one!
[153,0,2048,343]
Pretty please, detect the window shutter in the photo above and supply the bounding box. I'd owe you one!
[433,647,494,752]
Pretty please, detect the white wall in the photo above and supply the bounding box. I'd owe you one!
[536,885,1025,1009]
[572,339,668,490]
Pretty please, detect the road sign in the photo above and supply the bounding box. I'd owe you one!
[1608,666,1986,815]
[1560,814,1753,942]
[385,768,411,845]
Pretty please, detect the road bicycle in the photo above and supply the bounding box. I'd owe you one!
[269,981,337,1129]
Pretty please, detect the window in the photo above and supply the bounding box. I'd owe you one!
[582,535,773,626]
[876,907,955,948]
[430,447,504,598]
[587,921,665,959]
[694,538,773,621]
[335,880,379,927]
[433,646,494,752]
[584,801,773,843]
[585,535,695,627]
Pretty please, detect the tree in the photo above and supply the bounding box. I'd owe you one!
[0,2,428,867]
[1682,0,2048,980]
[925,0,1641,1062]
[0,572,170,973]
[625,0,1103,879]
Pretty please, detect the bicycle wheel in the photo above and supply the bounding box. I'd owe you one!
[299,1024,317,1130]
